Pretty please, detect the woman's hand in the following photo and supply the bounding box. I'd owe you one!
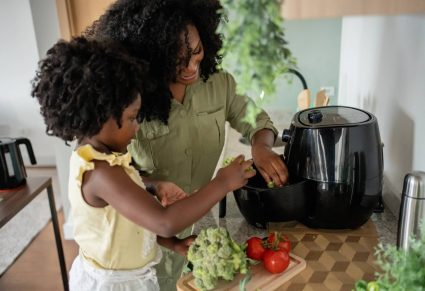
[251,129,288,187]
[155,181,188,207]
[174,235,197,257]
[252,145,288,187]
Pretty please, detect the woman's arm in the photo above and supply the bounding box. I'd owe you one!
[222,72,288,186]
[139,175,188,206]
[157,235,197,256]
[251,129,288,186]
[82,156,254,238]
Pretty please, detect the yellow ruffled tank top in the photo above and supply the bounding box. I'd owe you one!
[68,144,159,270]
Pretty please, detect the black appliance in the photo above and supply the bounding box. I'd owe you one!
[233,164,310,229]
[233,106,384,229]
[0,137,37,189]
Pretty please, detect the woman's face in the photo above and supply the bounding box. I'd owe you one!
[175,24,204,86]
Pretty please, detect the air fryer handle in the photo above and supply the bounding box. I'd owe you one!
[281,129,292,144]
[16,137,37,165]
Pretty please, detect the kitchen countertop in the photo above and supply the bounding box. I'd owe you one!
[194,109,399,248]
[193,180,398,246]
[189,110,400,290]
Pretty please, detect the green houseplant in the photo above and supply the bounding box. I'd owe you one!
[218,0,296,125]
[355,220,425,291]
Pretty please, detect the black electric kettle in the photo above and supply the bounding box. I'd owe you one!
[0,137,37,189]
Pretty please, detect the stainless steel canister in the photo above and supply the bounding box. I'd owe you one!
[397,171,425,250]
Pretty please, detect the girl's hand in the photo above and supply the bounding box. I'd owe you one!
[252,146,288,187]
[155,181,188,207]
[174,235,197,256]
[215,155,256,191]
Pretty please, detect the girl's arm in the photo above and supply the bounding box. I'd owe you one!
[82,155,254,238]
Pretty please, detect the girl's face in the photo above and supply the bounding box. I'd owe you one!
[101,95,141,153]
[175,24,204,86]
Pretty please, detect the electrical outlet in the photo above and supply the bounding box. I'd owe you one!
[320,86,335,97]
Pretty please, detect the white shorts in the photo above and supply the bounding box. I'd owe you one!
[69,250,162,291]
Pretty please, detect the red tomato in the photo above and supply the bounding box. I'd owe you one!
[246,237,266,261]
[267,232,291,253]
[263,249,290,274]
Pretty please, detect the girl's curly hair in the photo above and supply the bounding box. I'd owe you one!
[85,0,223,124]
[31,37,147,142]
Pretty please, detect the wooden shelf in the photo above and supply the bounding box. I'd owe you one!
[56,0,425,39]
[281,0,425,20]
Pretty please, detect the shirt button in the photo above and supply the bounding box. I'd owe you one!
[146,132,154,139]
[185,148,191,155]
[180,110,186,117]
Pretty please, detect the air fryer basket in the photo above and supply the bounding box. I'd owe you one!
[233,165,310,229]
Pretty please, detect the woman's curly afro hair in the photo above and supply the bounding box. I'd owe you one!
[31,37,147,142]
[85,0,223,124]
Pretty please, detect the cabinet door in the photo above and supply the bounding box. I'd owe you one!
[56,0,115,39]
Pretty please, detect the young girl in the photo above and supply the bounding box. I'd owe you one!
[31,37,255,291]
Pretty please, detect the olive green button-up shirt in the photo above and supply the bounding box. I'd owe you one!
[129,71,277,194]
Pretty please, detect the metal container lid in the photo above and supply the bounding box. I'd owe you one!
[402,171,425,199]
[298,106,372,127]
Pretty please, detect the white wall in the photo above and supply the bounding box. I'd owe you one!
[0,0,73,229]
[29,0,61,59]
[28,0,74,228]
[0,0,61,166]
[264,18,342,113]
[338,14,425,215]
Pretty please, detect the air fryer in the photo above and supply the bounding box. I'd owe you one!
[233,106,384,230]
[282,106,384,229]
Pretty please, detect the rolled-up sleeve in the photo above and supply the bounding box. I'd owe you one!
[224,72,278,142]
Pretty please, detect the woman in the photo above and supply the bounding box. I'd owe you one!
[86,0,288,289]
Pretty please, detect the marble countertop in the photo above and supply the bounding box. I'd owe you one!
[194,110,399,247]
[194,180,398,246]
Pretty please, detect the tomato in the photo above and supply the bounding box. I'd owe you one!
[267,232,291,253]
[246,236,266,261]
[262,249,290,274]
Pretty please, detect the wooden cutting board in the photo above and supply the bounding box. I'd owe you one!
[268,220,379,291]
[177,253,306,291]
